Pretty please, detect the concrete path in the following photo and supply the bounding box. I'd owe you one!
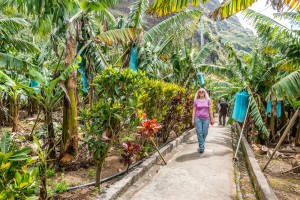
[119,124,236,200]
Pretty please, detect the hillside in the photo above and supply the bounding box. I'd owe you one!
[110,0,256,64]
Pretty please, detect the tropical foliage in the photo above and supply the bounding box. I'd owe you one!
[0,0,300,199]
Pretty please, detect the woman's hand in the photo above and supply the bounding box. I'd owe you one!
[210,117,214,125]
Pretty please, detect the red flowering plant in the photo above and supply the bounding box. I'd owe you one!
[120,141,141,172]
[136,116,167,164]
[137,118,162,138]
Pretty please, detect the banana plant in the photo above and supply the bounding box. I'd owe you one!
[139,9,204,79]
[201,45,274,140]
[148,0,300,20]
[28,61,79,161]
[243,9,300,71]
[1,0,122,164]
[272,70,300,100]
[0,70,34,132]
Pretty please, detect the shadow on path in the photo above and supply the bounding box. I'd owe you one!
[175,152,201,162]
[202,150,232,158]
[175,149,232,162]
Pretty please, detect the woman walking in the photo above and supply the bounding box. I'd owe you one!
[192,88,214,154]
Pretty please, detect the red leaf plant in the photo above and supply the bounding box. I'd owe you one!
[120,141,141,172]
[137,119,162,138]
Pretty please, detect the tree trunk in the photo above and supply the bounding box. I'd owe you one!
[280,102,287,130]
[10,97,19,132]
[95,158,105,189]
[45,109,56,161]
[60,27,78,165]
[270,100,277,137]
[28,95,39,117]
[0,93,5,126]
[295,117,300,146]
[95,142,110,191]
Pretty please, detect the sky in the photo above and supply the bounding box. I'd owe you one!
[235,0,278,31]
[221,0,293,33]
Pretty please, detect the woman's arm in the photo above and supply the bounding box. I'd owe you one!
[192,107,196,126]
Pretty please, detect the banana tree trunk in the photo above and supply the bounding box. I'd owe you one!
[60,28,78,165]
[270,100,277,137]
[295,117,300,146]
[28,95,39,117]
[10,96,19,132]
[45,109,56,161]
[0,93,5,126]
[280,102,287,130]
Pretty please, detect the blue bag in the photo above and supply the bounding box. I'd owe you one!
[232,91,249,122]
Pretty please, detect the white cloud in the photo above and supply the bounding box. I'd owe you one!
[218,0,292,33]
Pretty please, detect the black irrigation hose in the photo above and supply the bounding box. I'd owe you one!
[53,131,186,193]
[64,159,145,192]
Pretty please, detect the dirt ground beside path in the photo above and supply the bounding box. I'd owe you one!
[255,154,300,200]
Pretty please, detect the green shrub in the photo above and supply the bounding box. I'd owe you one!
[88,169,95,177]
[54,173,68,193]
[54,181,68,193]
[81,67,193,189]
[0,132,38,200]
[46,168,55,177]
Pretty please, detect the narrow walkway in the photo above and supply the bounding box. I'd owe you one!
[120,124,236,200]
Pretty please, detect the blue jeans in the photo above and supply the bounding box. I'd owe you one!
[195,118,209,152]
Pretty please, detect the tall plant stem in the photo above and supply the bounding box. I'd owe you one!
[150,137,167,165]
[30,108,41,138]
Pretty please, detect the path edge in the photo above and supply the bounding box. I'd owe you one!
[96,128,195,200]
[235,124,278,200]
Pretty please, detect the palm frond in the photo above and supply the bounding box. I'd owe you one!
[225,44,243,69]
[0,52,35,70]
[248,88,270,139]
[0,70,16,88]
[272,70,300,99]
[243,9,300,44]
[0,17,29,33]
[274,12,300,26]
[276,57,300,71]
[193,42,215,64]
[154,22,196,54]
[5,37,39,53]
[80,0,120,12]
[97,9,116,25]
[147,0,208,16]
[198,64,228,78]
[128,0,149,29]
[210,0,300,20]
[144,9,203,43]
[95,28,142,45]
[209,0,258,20]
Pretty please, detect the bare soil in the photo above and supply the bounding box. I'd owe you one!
[0,111,179,200]
[253,146,300,200]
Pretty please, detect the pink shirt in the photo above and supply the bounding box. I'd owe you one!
[193,98,211,120]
